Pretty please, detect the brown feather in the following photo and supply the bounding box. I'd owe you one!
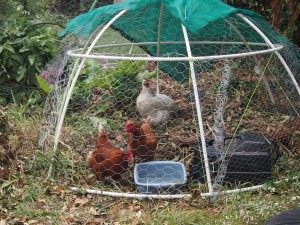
[126,116,157,162]
[88,126,134,181]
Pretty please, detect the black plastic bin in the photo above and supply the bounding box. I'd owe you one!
[189,132,277,185]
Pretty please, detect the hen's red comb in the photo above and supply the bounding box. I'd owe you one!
[125,120,131,126]
[143,80,150,87]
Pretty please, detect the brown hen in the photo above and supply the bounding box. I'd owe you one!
[88,124,134,181]
[125,116,157,162]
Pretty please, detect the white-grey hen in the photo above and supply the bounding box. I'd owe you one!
[136,80,178,126]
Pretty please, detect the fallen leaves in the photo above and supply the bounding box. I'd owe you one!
[26,220,39,224]
[53,185,65,195]
[88,206,98,215]
[74,197,89,206]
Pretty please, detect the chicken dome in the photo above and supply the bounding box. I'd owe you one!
[39,0,300,199]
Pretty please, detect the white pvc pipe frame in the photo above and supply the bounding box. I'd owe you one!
[70,182,267,199]
[68,44,283,61]
[181,24,213,194]
[71,176,299,199]
[237,13,300,96]
[53,11,300,199]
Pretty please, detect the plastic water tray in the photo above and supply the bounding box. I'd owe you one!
[134,161,187,194]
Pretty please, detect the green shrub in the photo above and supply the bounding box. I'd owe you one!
[0,12,61,104]
[110,60,145,109]
[68,60,146,115]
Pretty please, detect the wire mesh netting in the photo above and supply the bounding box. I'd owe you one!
[38,1,300,198]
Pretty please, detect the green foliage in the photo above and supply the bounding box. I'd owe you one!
[0,0,56,16]
[0,97,7,105]
[35,74,51,94]
[24,0,56,14]
[110,60,145,110]
[82,59,146,92]
[82,60,111,90]
[22,181,45,203]
[70,84,93,112]
[12,201,61,222]
[68,60,109,112]
[70,60,146,115]
[1,173,22,194]
[32,150,74,180]
[0,11,62,104]
[0,1,19,16]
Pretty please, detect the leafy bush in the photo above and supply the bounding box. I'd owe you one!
[81,60,111,90]
[0,0,55,16]
[0,12,61,104]
[110,60,145,109]
[68,60,146,115]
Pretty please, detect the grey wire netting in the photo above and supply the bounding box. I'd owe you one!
[38,0,300,199]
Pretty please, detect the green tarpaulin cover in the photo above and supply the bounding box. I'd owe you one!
[59,0,287,83]
[60,0,261,38]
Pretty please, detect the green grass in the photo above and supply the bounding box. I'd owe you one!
[1,103,300,224]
